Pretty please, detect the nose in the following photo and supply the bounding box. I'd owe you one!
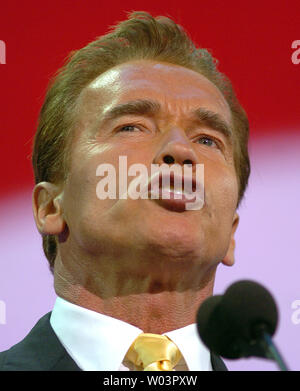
[153,128,199,168]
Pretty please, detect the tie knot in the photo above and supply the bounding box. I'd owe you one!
[126,333,182,371]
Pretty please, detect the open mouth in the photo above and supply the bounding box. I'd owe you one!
[147,171,204,212]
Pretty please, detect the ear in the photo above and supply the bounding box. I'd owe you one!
[221,212,239,267]
[32,182,65,235]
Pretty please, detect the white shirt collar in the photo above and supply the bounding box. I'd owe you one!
[164,325,212,371]
[50,296,212,371]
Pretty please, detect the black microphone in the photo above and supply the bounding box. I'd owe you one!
[196,280,289,370]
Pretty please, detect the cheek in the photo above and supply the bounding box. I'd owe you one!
[202,167,238,259]
[205,164,238,215]
[63,149,119,229]
[63,169,99,237]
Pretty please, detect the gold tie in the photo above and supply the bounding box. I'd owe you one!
[125,333,182,371]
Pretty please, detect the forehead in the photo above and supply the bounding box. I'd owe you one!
[78,60,231,124]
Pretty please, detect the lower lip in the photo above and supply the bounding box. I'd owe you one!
[148,188,197,212]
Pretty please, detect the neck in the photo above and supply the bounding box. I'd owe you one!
[53,253,217,333]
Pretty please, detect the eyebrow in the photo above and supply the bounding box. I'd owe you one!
[192,107,233,140]
[100,99,232,140]
[101,99,160,122]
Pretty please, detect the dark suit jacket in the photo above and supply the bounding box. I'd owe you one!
[0,313,227,371]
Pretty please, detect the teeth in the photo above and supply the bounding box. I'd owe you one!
[149,187,196,200]
[161,186,194,195]
[150,185,195,193]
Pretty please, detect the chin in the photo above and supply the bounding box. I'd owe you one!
[139,219,203,260]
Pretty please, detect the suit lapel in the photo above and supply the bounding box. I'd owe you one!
[211,351,228,371]
[1,312,81,371]
[34,312,81,371]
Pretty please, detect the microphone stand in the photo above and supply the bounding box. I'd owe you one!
[249,324,289,371]
[261,332,289,371]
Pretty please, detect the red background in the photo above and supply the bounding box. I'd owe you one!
[0,0,299,197]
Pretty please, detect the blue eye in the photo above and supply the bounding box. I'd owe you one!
[197,136,217,147]
[120,125,136,132]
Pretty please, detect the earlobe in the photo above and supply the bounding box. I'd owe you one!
[221,212,239,267]
[32,182,65,235]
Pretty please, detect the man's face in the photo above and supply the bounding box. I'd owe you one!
[58,60,239,285]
